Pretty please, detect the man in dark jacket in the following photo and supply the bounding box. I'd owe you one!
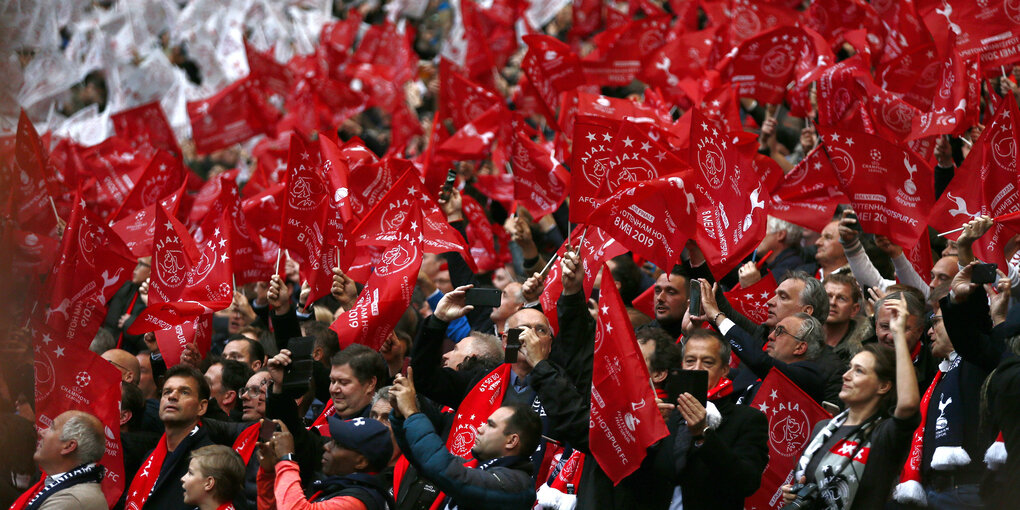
[389,370,539,510]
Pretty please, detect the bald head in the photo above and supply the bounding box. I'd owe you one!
[103,349,141,385]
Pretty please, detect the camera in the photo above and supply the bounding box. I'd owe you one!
[782,482,820,510]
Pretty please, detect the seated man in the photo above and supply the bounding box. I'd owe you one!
[14,410,107,509]
[389,370,538,510]
[257,417,394,510]
[181,445,246,510]
[124,365,215,510]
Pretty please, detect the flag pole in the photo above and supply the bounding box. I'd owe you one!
[937,211,1020,237]
[537,253,559,278]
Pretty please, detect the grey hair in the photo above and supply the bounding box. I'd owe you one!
[60,414,105,464]
[468,331,504,364]
[506,283,525,305]
[371,386,393,408]
[784,271,830,322]
[792,313,824,361]
[767,216,804,245]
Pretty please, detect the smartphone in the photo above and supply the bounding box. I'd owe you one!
[439,168,456,202]
[259,420,278,442]
[282,337,315,395]
[464,287,502,307]
[972,262,998,284]
[845,212,862,232]
[689,280,702,317]
[504,327,522,363]
[665,369,709,408]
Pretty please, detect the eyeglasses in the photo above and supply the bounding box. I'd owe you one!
[501,325,552,338]
[242,386,265,398]
[773,325,805,342]
[929,314,943,325]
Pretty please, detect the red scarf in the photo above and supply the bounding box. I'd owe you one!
[216,503,236,510]
[309,401,336,437]
[232,422,261,464]
[8,476,46,510]
[894,369,945,503]
[125,433,170,510]
[708,377,733,401]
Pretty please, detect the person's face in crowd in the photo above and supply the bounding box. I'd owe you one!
[329,363,376,418]
[471,407,515,462]
[840,351,891,407]
[942,241,958,258]
[33,413,69,468]
[682,336,728,390]
[434,270,453,294]
[766,278,807,327]
[814,221,845,266]
[102,349,139,384]
[490,283,524,323]
[322,440,365,476]
[443,336,480,370]
[204,363,226,406]
[132,258,151,284]
[928,257,959,297]
[180,458,211,506]
[492,267,513,290]
[825,282,860,326]
[380,333,407,364]
[370,398,400,459]
[767,316,808,364]
[241,372,272,421]
[137,353,157,399]
[875,305,922,351]
[505,309,553,357]
[653,273,689,324]
[159,375,208,426]
[223,340,260,371]
[928,307,954,359]
[228,309,246,335]
[421,254,442,279]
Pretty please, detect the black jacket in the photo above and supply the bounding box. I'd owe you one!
[140,425,214,510]
[724,322,828,403]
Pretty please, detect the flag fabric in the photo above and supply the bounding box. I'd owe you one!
[915,0,1020,69]
[330,207,423,350]
[507,129,569,219]
[724,273,779,325]
[927,93,1020,269]
[186,76,280,154]
[109,150,184,222]
[745,369,831,510]
[817,126,935,249]
[110,101,181,157]
[41,196,136,346]
[446,364,512,458]
[153,314,213,367]
[278,133,329,284]
[33,337,125,507]
[590,264,669,484]
[110,184,186,257]
[769,148,848,233]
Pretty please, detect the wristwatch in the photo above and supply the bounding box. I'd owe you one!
[280,453,295,462]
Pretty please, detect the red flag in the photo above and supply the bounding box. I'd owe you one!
[601,120,692,197]
[745,369,831,510]
[33,337,125,507]
[724,273,779,325]
[188,170,240,227]
[437,59,502,131]
[473,173,515,209]
[769,148,848,232]
[588,176,697,271]
[507,130,569,219]
[817,127,935,248]
[461,194,502,273]
[110,185,186,257]
[582,15,670,87]
[11,111,57,233]
[319,10,362,73]
[349,167,476,272]
[278,133,329,283]
[804,0,886,57]
[153,314,213,367]
[928,93,1020,269]
[330,207,423,350]
[187,76,279,154]
[242,183,285,240]
[41,196,136,346]
[128,204,232,334]
[520,35,586,130]
[690,108,768,279]
[436,104,503,160]
[446,364,512,458]
[110,101,181,157]
[632,284,655,319]
[908,49,981,140]
[916,0,1020,69]
[244,40,294,97]
[109,150,184,221]
[590,264,669,484]
[717,26,811,104]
